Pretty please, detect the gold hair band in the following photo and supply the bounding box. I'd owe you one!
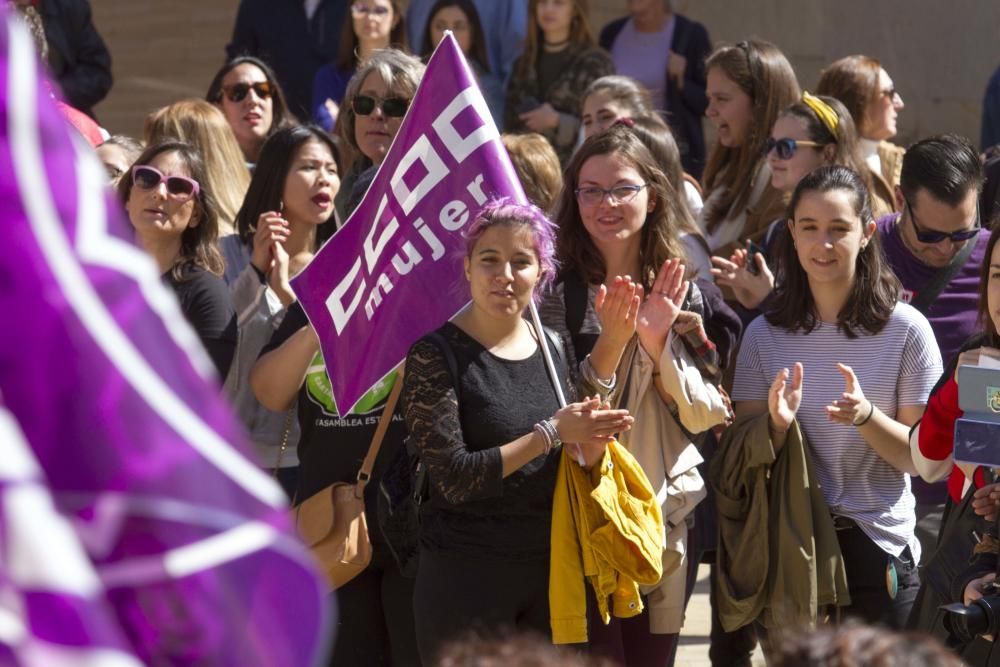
[801,91,839,136]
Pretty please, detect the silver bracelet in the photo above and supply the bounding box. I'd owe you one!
[533,422,553,454]
[581,354,616,390]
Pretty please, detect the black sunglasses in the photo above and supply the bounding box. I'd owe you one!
[351,94,409,118]
[904,197,980,244]
[222,81,273,103]
[764,137,825,160]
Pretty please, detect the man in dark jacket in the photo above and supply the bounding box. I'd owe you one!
[599,0,711,179]
[27,0,112,119]
[226,0,347,121]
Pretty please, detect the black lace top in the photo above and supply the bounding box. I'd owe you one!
[402,322,572,559]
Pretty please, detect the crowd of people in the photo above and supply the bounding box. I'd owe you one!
[14,0,1000,665]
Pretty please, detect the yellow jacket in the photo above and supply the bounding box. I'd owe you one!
[549,441,665,644]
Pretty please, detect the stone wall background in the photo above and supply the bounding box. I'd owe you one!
[90,0,999,148]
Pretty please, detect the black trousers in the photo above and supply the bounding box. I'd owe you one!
[835,521,920,629]
[327,542,420,666]
[709,562,757,666]
[412,548,549,664]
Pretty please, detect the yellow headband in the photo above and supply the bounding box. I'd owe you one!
[801,91,839,137]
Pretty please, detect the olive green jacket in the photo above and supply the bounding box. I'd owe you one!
[708,413,850,631]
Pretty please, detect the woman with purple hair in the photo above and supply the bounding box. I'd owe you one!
[401,200,634,662]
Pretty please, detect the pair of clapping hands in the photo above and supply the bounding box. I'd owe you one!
[556,259,693,467]
[250,210,295,305]
[593,258,696,363]
[767,362,875,434]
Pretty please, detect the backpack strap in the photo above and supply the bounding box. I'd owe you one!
[424,330,460,403]
[542,325,566,370]
[561,272,600,359]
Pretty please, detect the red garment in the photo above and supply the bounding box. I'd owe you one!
[917,375,987,502]
[56,101,104,147]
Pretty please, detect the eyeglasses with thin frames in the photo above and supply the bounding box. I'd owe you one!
[575,184,648,207]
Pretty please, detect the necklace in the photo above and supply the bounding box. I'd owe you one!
[543,37,570,50]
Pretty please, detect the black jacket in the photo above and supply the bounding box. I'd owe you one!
[41,0,112,117]
[226,0,347,120]
[599,14,711,179]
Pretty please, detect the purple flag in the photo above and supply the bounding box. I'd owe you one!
[292,34,526,414]
[0,15,328,665]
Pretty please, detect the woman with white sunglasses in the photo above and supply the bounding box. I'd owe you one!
[117,140,237,380]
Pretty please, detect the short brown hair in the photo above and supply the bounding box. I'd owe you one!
[338,49,425,155]
[815,55,882,136]
[502,133,562,212]
[702,40,801,233]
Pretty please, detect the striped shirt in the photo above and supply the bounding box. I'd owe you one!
[733,303,942,558]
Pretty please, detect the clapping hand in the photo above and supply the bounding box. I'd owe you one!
[594,275,642,353]
[636,258,688,362]
[768,362,803,433]
[826,363,870,426]
[710,247,774,310]
[557,396,632,469]
[250,210,290,275]
[251,210,295,306]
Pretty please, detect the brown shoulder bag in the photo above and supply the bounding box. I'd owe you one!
[293,368,404,590]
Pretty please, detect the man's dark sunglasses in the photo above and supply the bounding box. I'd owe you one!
[351,94,409,118]
[222,82,273,103]
[905,197,981,244]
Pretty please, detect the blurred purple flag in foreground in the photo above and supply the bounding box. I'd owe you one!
[0,14,328,666]
[292,33,526,414]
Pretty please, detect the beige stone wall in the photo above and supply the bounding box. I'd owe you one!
[91,0,240,137]
[90,1,999,147]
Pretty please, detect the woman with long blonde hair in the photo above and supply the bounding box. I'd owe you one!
[144,99,251,241]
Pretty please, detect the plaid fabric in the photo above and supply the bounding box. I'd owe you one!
[674,313,721,383]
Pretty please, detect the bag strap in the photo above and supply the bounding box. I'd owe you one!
[909,233,977,314]
[356,364,404,495]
